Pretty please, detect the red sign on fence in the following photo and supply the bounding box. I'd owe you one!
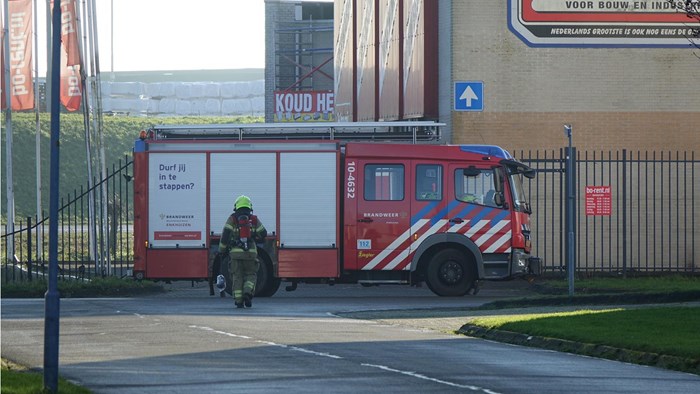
[585,185,612,216]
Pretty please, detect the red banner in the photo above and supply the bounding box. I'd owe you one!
[60,0,80,66]
[59,0,82,111]
[1,0,34,111]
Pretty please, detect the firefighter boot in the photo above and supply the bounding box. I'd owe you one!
[243,294,252,308]
[235,300,244,308]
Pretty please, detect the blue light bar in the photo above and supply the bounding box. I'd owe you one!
[459,145,513,160]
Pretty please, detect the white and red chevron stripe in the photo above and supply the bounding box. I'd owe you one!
[361,204,512,271]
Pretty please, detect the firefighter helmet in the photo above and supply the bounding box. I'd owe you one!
[234,195,253,211]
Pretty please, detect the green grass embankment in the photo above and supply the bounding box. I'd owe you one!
[1,113,262,220]
[461,275,700,374]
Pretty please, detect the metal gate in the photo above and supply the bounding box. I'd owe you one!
[519,149,698,275]
[2,157,133,283]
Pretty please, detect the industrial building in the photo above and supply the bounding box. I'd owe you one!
[266,0,699,152]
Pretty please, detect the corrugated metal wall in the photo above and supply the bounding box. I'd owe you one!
[334,0,355,121]
[356,0,377,121]
[334,0,438,122]
[378,0,400,120]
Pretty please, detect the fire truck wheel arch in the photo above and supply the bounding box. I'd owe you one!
[410,233,485,279]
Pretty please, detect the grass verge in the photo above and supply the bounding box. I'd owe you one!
[0,277,165,298]
[535,274,700,293]
[1,359,91,394]
[468,306,700,359]
[460,277,700,375]
[479,275,700,309]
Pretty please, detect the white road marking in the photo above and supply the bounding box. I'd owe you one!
[189,325,500,391]
[362,363,502,393]
[190,325,341,359]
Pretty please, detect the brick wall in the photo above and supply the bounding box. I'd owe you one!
[453,112,700,152]
[449,1,700,152]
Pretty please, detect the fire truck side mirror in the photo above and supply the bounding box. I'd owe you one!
[494,192,507,208]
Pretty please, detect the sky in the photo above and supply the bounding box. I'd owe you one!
[30,0,266,74]
[103,0,265,72]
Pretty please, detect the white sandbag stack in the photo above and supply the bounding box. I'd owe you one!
[101,80,265,117]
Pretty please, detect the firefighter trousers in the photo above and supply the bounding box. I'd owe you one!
[230,257,259,303]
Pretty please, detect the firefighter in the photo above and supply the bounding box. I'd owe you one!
[217,195,267,308]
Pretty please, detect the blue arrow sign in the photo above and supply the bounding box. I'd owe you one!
[454,81,483,111]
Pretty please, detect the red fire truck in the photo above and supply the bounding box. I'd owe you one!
[132,122,540,297]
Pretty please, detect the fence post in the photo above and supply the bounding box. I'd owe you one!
[622,149,627,278]
[27,217,32,282]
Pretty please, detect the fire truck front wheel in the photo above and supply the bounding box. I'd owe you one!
[425,248,476,297]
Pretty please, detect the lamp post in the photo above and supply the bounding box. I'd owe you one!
[44,2,62,392]
[564,124,575,298]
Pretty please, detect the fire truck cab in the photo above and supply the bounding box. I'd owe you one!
[132,122,540,297]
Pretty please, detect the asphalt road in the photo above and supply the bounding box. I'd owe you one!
[2,281,699,393]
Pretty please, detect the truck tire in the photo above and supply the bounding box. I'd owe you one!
[220,253,280,297]
[255,253,281,297]
[425,248,475,297]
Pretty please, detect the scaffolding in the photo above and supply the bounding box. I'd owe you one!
[275,19,334,93]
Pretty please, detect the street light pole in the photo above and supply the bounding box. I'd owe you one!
[564,124,575,298]
[44,2,62,392]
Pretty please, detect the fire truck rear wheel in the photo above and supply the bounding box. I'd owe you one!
[219,254,281,297]
[255,253,281,297]
[425,248,476,297]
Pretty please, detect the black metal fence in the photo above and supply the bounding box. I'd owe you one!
[2,149,698,284]
[519,149,698,275]
[2,156,133,283]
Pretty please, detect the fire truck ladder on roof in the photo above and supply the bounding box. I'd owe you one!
[148,121,445,143]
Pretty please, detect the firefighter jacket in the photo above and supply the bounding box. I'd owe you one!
[218,211,267,259]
